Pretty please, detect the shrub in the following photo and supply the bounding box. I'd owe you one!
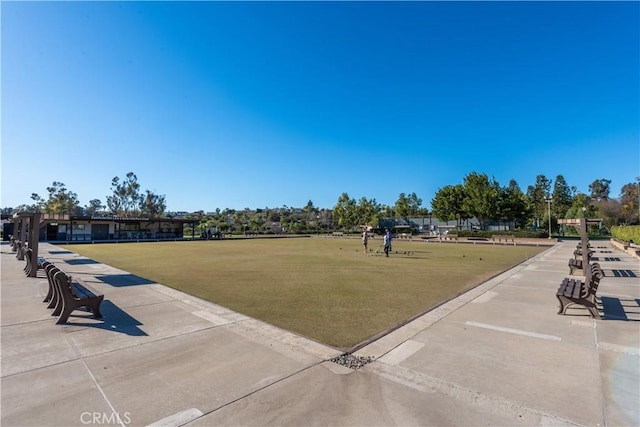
[611,225,640,245]
[457,230,548,239]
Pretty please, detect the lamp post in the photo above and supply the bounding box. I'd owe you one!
[545,198,552,239]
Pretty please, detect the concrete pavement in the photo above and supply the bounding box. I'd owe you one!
[1,240,638,427]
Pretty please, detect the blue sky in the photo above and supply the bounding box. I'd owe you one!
[2,1,638,213]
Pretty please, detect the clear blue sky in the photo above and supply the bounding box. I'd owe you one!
[2,1,638,213]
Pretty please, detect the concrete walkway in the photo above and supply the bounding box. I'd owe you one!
[1,240,638,427]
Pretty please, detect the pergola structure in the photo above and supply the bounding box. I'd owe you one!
[558,217,603,275]
[10,212,51,277]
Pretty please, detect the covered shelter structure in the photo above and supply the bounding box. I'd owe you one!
[9,213,200,245]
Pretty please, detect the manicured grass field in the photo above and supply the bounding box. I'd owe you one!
[61,237,546,349]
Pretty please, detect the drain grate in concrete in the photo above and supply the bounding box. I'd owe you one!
[330,354,374,370]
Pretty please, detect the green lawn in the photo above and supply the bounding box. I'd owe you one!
[61,237,546,349]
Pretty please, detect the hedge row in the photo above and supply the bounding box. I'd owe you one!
[456,230,548,239]
[611,225,640,244]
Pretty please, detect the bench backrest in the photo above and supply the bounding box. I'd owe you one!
[53,270,75,301]
[582,264,601,298]
[45,264,61,286]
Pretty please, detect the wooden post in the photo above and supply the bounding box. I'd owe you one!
[17,217,27,244]
[28,214,41,277]
[580,218,589,276]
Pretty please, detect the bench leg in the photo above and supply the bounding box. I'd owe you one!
[91,303,104,320]
[584,296,602,319]
[557,294,575,315]
[56,306,73,325]
[57,300,104,324]
[52,297,64,316]
[43,285,53,303]
[587,305,602,319]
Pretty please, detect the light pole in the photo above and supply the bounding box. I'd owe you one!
[545,198,552,238]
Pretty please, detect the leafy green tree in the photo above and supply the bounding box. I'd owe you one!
[526,174,552,228]
[140,190,166,217]
[106,172,166,217]
[332,193,357,231]
[106,172,140,216]
[589,178,611,201]
[594,199,621,230]
[619,179,640,225]
[42,182,79,215]
[430,184,466,226]
[566,193,597,219]
[84,199,104,216]
[497,180,530,229]
[461,172,500,229]
[380,204,394,219]
[551,175,575,219]
[28,193,45,212]
[394,192,422,221]
[355,197,381,227]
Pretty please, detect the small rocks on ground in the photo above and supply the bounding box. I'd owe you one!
[330,354,375,370]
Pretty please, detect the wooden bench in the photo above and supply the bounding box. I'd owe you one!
[14,240,27,261]
[568,258,583,275]
[440,234,458,242]
[573,248,594,261]
[492,235,515,244]
[556,264,603,319]
[24,248,46,277]
[51,269,104,325]
[43,263,60,306]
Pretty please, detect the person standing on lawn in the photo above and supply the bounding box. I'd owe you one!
[383,228,392,257]
[362,227,369,254]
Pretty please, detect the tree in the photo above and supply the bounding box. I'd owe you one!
[619,179,640,224]
[497,180,530,230]
[332,193,357,231]
[430,184,466,226]
[461,172,500,229]
[551,175,575,219]
[565,193,597,219]
[594,198,621,230]
[589,179,611,201]
[106,173,141,216]
[43,182,79,215]
[105,172,166,217]
[84,199,105,216]
[355,197,381,227]
[140,190,166,217]
[526,175,552,228]
[303,200,318,226]
[394,192,422,221]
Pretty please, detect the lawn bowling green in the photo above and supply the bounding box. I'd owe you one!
[61,237,546,349]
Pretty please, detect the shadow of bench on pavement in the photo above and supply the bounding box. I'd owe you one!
[64,300,148,336]
[95,274,156,287]
[600,296,640,321]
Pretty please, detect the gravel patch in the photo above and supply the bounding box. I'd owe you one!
[330,354,375,370]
